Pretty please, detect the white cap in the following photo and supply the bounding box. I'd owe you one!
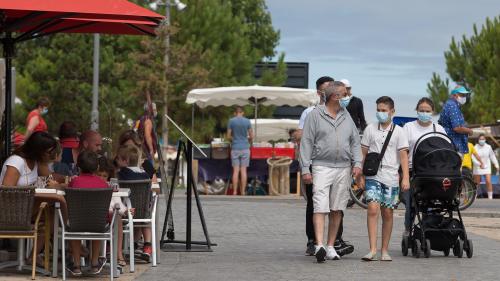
[340,79,351,88]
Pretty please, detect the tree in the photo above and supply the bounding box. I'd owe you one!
[429,16,500,124]
[426,72,450,113]
[11,0,286,145]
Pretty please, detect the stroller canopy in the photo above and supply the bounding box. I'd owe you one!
[413,132,462,177]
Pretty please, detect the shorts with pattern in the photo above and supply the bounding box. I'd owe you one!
[365,179,400,209]
[231,149,250,167]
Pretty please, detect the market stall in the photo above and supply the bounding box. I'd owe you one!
[186,86,315,195]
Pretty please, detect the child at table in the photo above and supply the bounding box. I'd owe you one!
[115,144,153,262]
[96,156,128,267]
[67,151,108,276]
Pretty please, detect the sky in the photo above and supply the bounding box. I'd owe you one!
[266,0,499,122]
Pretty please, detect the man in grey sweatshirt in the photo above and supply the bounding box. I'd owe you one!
[299,81,363,262]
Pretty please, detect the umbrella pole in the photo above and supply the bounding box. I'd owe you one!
[191,104,194,136]
[254,102,258,142]
[2,33,13,162]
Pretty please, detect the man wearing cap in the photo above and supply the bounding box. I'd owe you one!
[340,79,367,133]
[300,81,362,262]
[296,77,354,258]
[438,85,474,155]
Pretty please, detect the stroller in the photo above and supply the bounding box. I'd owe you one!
[401,132,473,258]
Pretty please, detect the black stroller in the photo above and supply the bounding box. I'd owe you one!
[401,132,473,258]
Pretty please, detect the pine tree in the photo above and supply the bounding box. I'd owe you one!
[429,16,500,124]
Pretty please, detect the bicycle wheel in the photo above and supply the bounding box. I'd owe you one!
[458,176,477,211]
[349,181,368,209]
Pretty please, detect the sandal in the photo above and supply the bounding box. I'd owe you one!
[117,258,127,267]
[380,252,392,261]
[91,257,107,275]
[66,264,82,276]
[361,252,378,261]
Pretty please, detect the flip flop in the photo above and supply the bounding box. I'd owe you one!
[118,258,127,267]
[361,252,378,261]
[380,253,392,261]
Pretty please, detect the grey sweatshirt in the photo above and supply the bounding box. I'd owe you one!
[299,105,362,174]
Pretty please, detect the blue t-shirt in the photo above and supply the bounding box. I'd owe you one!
[438,98,468,154]
[228,116,251,150]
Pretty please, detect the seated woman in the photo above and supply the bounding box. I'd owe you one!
[0,131,58,264]
[66,151,108,276]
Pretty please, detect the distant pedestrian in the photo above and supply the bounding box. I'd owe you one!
[340,79,367,133]
[438,86,473,156]
[473,134,499,199]
[25,97,50,139]
[134,102,158,163]
[227,106,253,195]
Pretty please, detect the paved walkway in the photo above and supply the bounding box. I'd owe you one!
[138,196,500,281]
[2,196,499,280]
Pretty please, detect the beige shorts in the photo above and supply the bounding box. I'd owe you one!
[312,166,351,213]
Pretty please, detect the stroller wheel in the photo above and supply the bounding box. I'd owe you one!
[424,239,431,258]
[413,240,421,258]
[453,239,463,258]
[401,236,409,256]
[443,248,450,257]
[464,239,473,258]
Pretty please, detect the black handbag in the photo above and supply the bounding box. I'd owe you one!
[363,124,394,176]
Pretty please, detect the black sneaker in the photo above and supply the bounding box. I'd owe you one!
[315,246,327,263]
[334,239,354,257]
[305,241,315,256]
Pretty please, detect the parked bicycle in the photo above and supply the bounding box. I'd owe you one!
[348,172,476,210]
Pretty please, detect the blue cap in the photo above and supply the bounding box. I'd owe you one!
[450,86,470,95]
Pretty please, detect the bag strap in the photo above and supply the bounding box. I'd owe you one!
[433,123,436,132]
[379,124,395,161]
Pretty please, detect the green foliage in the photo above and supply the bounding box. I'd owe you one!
[10,0,285,145]
[426,72,450,113]
[430,16,500,124]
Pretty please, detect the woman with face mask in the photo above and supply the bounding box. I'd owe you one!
[25,97,50,140]
[473,134,500,199]
[401,97,446,234]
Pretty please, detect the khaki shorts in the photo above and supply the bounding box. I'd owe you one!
[312,166,351,213]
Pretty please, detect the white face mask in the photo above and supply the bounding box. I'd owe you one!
[457,96,467,105]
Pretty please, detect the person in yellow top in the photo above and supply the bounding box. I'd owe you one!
[462,142,484,181]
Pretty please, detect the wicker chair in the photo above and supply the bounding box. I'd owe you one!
[57,187,117,281]
[0,186,50,280]
[118,179,158,268]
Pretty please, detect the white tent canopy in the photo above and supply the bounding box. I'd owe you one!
[186,85,317,108]
[250,119,299,142]
[186,85,316,139]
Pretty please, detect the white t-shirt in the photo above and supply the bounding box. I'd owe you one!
[0,155,39,186]
[403,121,446,169]
[361,123,409,187]
[298,106,315,130]
[473,143,499,175]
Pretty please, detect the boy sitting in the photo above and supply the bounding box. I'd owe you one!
[67,151,108,276]
[115,144,153,262]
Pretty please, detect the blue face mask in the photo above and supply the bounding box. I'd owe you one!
[41,108,48,115]
[478,140,486,146]
[417,111,432,123]
[339,96,351,108]
[376,112,390,123]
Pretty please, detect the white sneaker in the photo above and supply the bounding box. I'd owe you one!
[326,246,340,260]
